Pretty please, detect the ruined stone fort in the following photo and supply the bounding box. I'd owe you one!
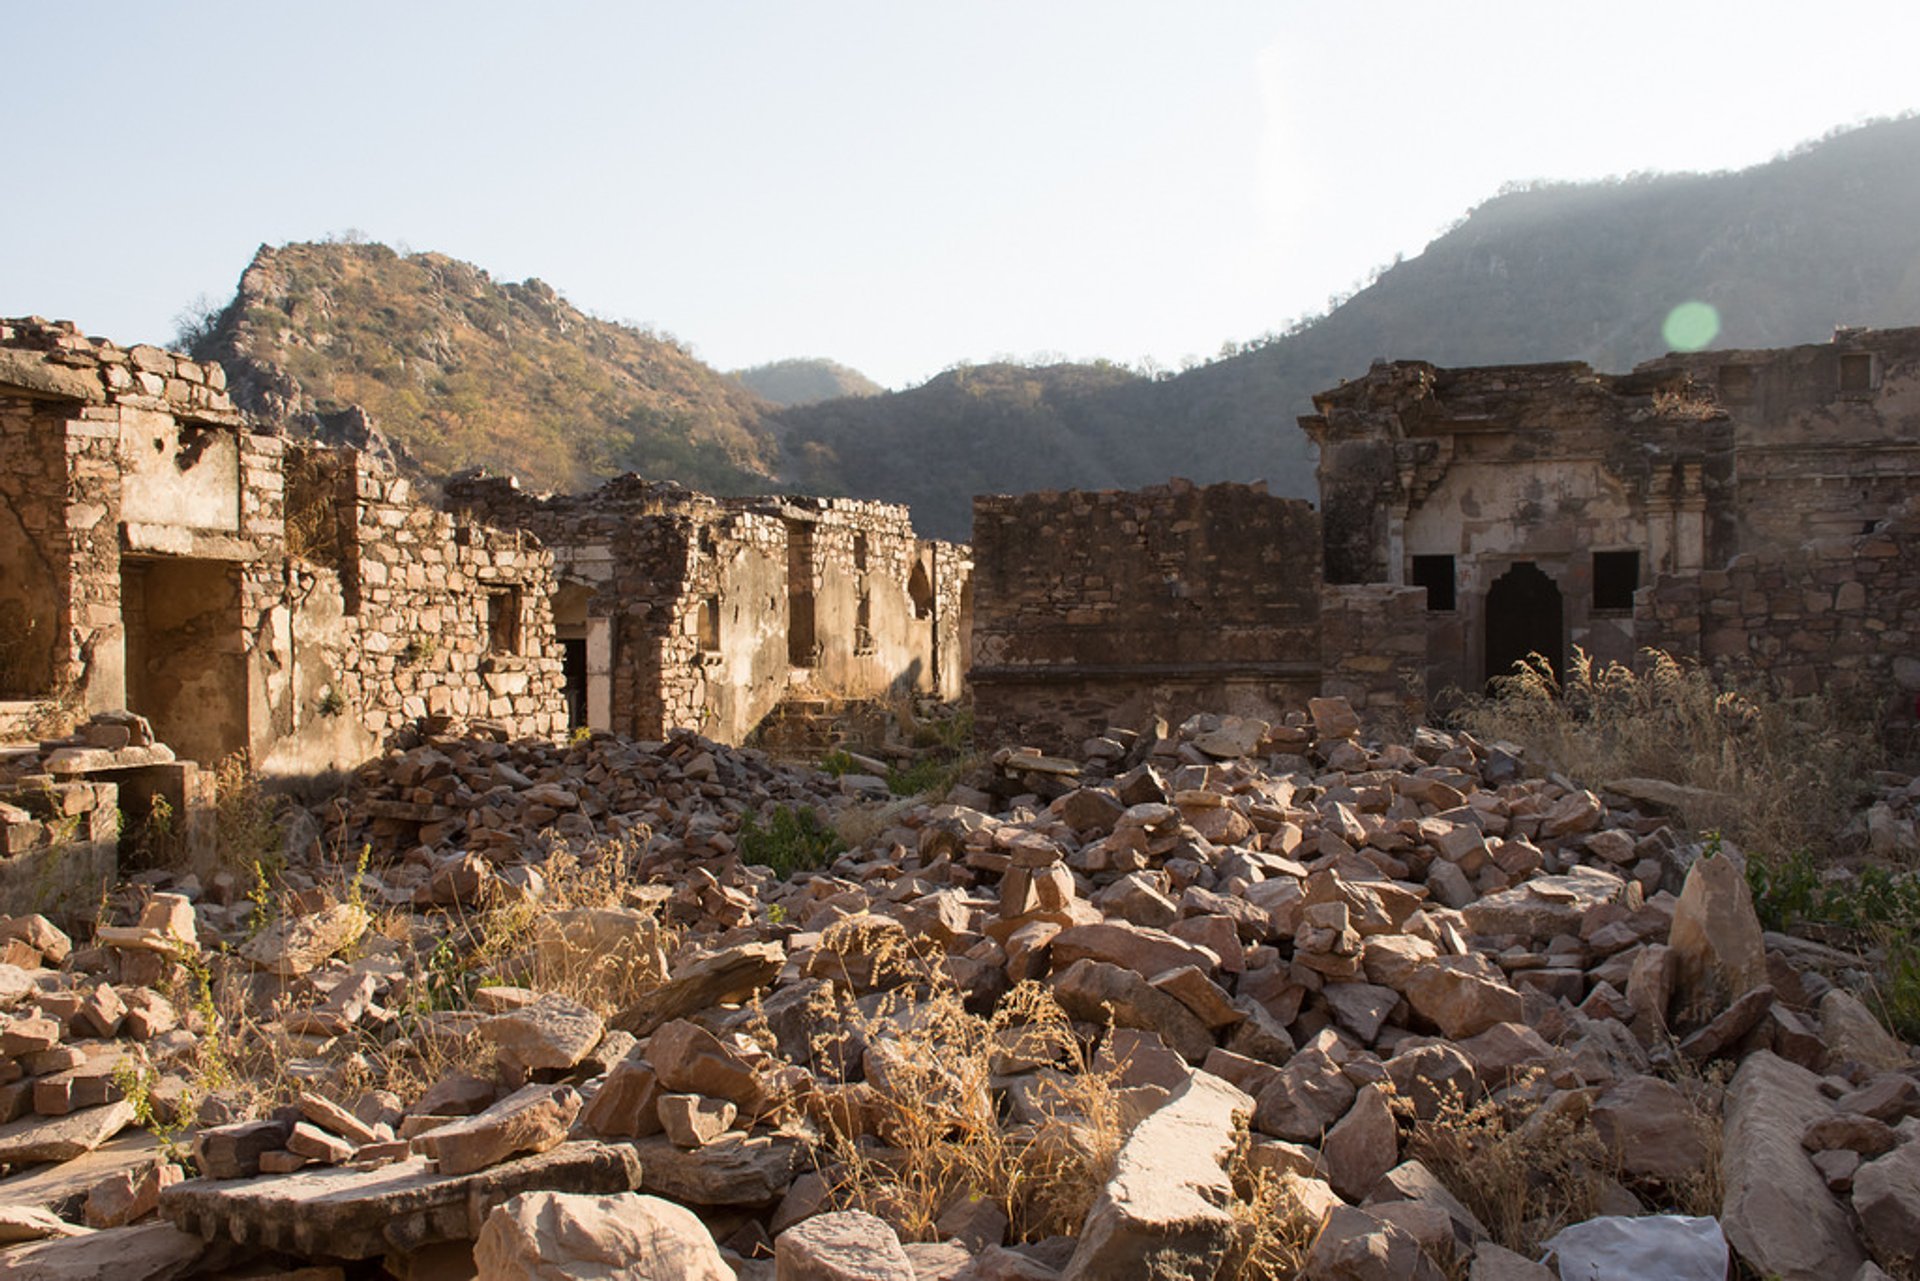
[2,314,1916,905]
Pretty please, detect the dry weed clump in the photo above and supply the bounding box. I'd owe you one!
[1408,1079,1610,1258]
[1458,647,1881,862]
[458,832,676,1019]
[1219,1140,1326,1280]
[801,925,1127,1244]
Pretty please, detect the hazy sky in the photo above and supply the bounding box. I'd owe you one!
[7,1,1916,388]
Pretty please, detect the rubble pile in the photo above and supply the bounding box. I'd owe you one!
[0,699,1915,1279]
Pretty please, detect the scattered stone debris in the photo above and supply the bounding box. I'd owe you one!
[0,699,1917,1279]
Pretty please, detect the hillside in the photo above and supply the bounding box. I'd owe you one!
[729,357,883,406]
[183,116,1920,538]
[194,242,781,495]
[776,114,1920,538]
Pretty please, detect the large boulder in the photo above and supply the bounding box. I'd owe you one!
[774,1210,916,1280]
[1590,1075,1709,1181]
[1667,852,1767,1024]
[1853,1138,1920,1267]
[1303,1204,1446,1280]
[1720,1051,1866,1280]
[475,1191,731,1280]
[1064,1071,1252,1279]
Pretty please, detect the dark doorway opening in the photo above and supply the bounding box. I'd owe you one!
[561,638,587,729]
[121,557,247,765]
[1484,561,1563,687]
[785,520,817,667]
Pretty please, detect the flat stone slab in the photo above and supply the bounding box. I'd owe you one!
[0,1101,136,1168]
[160,1139,642,1259]
[0,1221,205,1281]
[632,1133,807,1207]
[0,1132,168,1216]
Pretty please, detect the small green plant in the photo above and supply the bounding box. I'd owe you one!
[886,757,960,797]
[418,935,468,1013]
[570,725,593,746]
[766,902,788,926]
[244,860,276,940]
[818,749,856,777]
[401,635,437,665]
[738,804,845,878]
[316,688,347,717]
[113,1057,191,1159]
[180,952,232,1091]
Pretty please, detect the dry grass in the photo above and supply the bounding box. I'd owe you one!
[1408,1079,1611,1258]
[802,922,1127,1244]
[1219,1139,1326,1279]
[1457,647,1881,862]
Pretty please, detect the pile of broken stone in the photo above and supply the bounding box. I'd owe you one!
[0,700,1915,1280]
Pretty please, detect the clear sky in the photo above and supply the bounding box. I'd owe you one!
[6,1,1916,388]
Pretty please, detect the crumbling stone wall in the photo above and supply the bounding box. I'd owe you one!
[1318,584,1428,727]
[1299,325,1920,718]
[0,395,72,698]
[1649,327,1920,555]
[451,476,969,744]
[0,319,566,780]
[970,481,1327,748]
[1637,501,1920,721]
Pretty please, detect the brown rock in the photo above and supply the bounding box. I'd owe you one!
[0,1100,138,1168]
[474,1190,732,1281]
[1063,1071,1252,1280]
[160,1140,644,1260]
[412,1084,580,1176]
[647,1020,768,1112]
[1304,1204,1445,1280]
[1049,922,1220,982]
[1720,1051,1865,1281]
[0,1222,205,1281]
[776,1209,916,1280]
[1322,1083,1398,1202]
[1255,1048,1356,1143]
[1051,959,1213,1063]
[82,1159,181,1228]
[579,1059,665,1139]
[1667,853,1767,1023]
[1403,958,1525,1039]
[479,994,604,1076]
[1590,1075,1709,1181]
[1821,989,1912,1072]
[238,905,369,977]
[1855,1138,1920,1268]
[611,942,784,1036]
[658,1094,737,1149]
[632,1132,807,1208]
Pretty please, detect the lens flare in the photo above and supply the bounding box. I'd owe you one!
[1662,301,1721,352]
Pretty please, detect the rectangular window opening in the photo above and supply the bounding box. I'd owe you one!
[1593,550,1640,612]
[1410,555,1456,612]
[487,587,522,655]
[1839,352,1874,393]
[697,596,721,652]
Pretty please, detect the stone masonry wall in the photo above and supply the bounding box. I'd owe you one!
[1319,583,1429,727]
[970,481,1326,749]
[1636,500,1920,724]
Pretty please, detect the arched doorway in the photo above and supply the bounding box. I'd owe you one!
[1484,562,1563,687]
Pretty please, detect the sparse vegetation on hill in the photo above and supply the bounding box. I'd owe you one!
[728,357,884,407]
[194,240,781,496]
[178,116,1920,537]
[778,114,1920,538]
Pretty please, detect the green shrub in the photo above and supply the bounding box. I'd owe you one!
[819,750,856,778]
[738,805,844,878]
[886,757,960,797]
